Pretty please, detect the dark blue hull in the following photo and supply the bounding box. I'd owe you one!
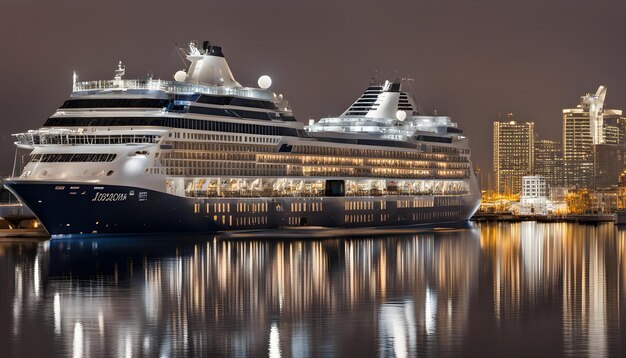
[4,181,221,235]
[4,181,479,236]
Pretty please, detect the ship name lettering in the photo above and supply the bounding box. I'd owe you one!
[91,192,128,202]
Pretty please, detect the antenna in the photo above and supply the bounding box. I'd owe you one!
[114,61,125,81]
[370,69,380,85]
[401,75,420,114]
[175,42,188,66]
[401,76,415,92]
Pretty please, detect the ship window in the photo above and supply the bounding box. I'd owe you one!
[196,95,277,110]
[188,106,237,117]
[61,98,170,109]
[415,135,453,144]
[230,109,272,121]
[30,153,117,163]
[230,97,276,110]
[196,95,229,105]
[43,117,300,137]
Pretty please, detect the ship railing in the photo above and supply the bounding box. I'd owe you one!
[13,132,161,146]
[14,133,35,146]
[73,79,274,100]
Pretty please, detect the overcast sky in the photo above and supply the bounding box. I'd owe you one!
[2,0,626,176]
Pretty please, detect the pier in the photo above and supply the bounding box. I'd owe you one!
[472,212,616,224]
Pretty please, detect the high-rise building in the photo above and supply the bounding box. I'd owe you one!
[535,139,563,188]
[594,144,626,189]
[563,107,593,188]
[563,86,623,189]
[602,111,626,146]
[493,116,534,195]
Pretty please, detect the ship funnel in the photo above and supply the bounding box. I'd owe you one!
[184,41,241,87]
[339,80,418,119]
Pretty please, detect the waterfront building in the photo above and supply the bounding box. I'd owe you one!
[565,190,591,214]
[520,175,548,215]
[549,186,569,203]
[563,86,623,189]
[478,199,514,213]
[589,190,618,213]
[493,116,534,196]
[534,139,563,188]
[548,186,569,214]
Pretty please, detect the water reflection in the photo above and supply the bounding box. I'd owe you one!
[3,223,626,356]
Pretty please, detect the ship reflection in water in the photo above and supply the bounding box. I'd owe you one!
[4,223,626,357]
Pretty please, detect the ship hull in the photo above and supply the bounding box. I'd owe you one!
[4,180,481,236]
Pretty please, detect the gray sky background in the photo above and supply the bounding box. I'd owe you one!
[2,0,626,177]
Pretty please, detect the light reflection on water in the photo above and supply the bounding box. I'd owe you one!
[3,223,626,357]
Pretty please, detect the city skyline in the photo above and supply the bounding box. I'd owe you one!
[489,85,626,198]
[2,0,626,176]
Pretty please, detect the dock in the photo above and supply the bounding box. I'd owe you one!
[0,203,49,239]
[472,212,616,224]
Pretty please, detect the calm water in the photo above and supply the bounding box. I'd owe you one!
[2,222,626,357]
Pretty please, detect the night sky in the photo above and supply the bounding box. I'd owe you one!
[2,0,626,176]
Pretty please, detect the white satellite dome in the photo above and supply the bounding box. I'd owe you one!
[258,75,272,89]
[174,70,187,82]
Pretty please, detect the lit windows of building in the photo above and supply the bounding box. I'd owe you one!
[563,86,624,189]
[535,139,563,188]
[520,175,548,215]
[493,115,534,195]
[593,144,626,190]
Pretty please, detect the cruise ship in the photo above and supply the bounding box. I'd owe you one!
[4,42,481,235]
